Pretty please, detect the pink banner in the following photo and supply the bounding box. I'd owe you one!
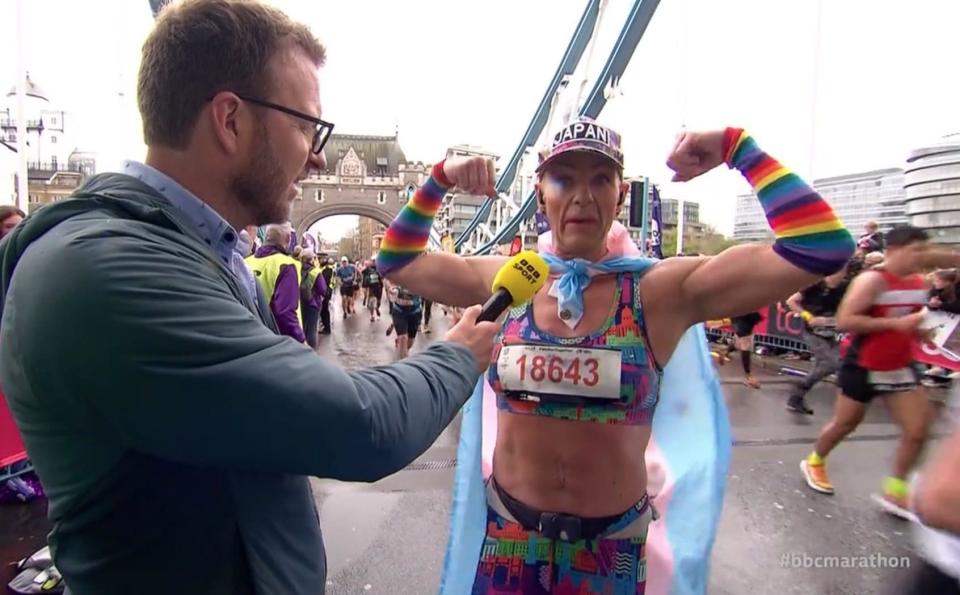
[914,342,960,371]
[0,388,27,467]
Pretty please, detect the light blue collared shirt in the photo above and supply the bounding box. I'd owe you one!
[121,161,258,306]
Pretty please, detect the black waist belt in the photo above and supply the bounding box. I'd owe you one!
[493,479,635,542]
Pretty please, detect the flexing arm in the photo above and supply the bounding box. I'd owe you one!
[665,129,855,325]
[387,252,504,307]
[914,423,960,533]
[31,232,482,482]
[377,159,507,306]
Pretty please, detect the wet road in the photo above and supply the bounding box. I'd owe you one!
[315,300,945,595]
[0,298,947,593]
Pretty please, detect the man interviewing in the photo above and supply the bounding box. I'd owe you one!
[0,1,498,593]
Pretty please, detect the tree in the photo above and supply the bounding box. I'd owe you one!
[661,227,678,256]
[659,224,742,256]
[337,230,358,261]
[693,224,742,255]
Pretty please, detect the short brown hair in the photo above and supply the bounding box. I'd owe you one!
[0,206,25,222]
[138,0,326,149]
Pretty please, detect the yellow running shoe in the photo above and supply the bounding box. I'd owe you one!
[801,459,834,494]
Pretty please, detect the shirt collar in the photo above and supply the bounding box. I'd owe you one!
[122,160,239,264]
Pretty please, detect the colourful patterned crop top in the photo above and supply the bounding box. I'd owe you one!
[487,272,661,425]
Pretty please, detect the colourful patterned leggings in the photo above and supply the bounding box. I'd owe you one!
[471,482,654,594]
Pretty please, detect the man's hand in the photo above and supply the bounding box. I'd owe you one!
[443,157,497,197]
[666,129,728,182]
[444,305,500,373]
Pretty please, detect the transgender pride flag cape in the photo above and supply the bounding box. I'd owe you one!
[437,225,732,594]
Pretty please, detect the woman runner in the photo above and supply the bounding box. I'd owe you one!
[378,117,855,592]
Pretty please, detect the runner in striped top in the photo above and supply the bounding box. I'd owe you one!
[802,225,935,519]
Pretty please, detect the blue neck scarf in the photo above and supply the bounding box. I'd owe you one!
[540,253,658,329]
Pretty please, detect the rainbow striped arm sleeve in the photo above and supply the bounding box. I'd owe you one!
[377,161,452,276]
[724,127,855,275]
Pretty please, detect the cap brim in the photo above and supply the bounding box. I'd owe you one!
[535,147,623,173]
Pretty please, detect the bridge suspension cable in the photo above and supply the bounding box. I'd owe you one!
[451,0,604,252]
[468,0,663,256]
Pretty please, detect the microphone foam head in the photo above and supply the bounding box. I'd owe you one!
[491,250,550,307]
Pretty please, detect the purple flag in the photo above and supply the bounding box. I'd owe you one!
[650,185,663,259]
[534,211,551,235]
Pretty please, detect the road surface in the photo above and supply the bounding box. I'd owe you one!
[0,300,946,594]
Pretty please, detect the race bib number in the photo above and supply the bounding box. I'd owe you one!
[497,344,622,401]
[868,368,916,392]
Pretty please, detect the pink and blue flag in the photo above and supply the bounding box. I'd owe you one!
[438,225,731,594]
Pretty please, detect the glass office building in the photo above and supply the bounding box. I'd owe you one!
[733,168,908,242]
[905,134,960,245]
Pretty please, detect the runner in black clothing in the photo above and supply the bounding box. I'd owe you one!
[319,257,334,334]
[727,312,763,388]
[785,265,850,414]
[385,281,422,359]
[360,260,383,322]
[421,299,433,334]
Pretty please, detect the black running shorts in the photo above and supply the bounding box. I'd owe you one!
[731,312,763,338]
[391,310,420,339]
[838,363,920,403]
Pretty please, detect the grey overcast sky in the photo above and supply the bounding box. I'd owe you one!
[2,0,958,237]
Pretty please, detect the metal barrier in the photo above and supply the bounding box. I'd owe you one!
[705,328,811,355]
[755,334,811,354]
[0,461,33,483]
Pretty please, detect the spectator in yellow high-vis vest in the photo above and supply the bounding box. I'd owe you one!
[245,224,305,342]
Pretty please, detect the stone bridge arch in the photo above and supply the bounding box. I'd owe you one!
[292,203,396,239]
[286,132,431,253]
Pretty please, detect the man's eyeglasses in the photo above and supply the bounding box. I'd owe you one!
[235,94,334,155]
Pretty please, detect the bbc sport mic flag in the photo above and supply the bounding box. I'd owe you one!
[650,184,664,259]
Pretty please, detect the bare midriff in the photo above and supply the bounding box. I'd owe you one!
[490,274,654,517]
[493,408,650,518]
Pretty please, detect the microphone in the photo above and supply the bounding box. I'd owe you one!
[477,250,550,323]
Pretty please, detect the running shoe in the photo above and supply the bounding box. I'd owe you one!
[871,493,918,522]
[800,459,834,494]
[786,396,814,415]
[710,351,729,366]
